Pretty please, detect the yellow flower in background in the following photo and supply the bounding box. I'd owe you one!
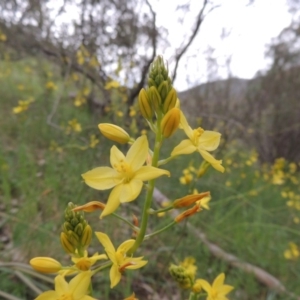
[45,81,57,90]
[66,119,82,133]
[105,80,120,90]
[171,112,224,173]
[89,134,99,148]
[95,232,147,288]
[180,257,197,280]
[35,271,95,300]
[49,140,63,153]
[13,98,34,114]
[284,242,300,260]
[124,293,138,300]
[198,273,234,300]
[179,169,193,185]
[82,135,170,218]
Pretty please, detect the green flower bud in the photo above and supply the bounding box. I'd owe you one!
[158,81,170,102]
[81,224,92,248]
[149,86,161,112]
[60,232,76,254]
[138,88,153,120]
[163,88,177,113]
[169,264,192,289]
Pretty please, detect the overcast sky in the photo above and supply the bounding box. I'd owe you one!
[151,0,292,91]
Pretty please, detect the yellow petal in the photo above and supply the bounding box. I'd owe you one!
[110,264,121,288]
[134,166,170,181]
[110,145,126,167]
[218,284,234,295]
[212,273,225,288]
[120,180,143,203]
[100,185,122,218]
[196,279,212,294]
[125,259,147,270]
[69,272,92,298]
[35,291,58,300]
[126,136,148,171]
[118,239,136,253]
[179,111,193,139]
[54,275,68,294]
[199,131,221,151]
[95,232,117,264]
[171,140,196,156]
[198,150,225,173]
[82,167,120,190]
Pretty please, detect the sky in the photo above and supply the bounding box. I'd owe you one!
[151,0,292,91]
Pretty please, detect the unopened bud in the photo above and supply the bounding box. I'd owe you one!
[30,257,62,274]
[98,123,130,144]
[163,88,177,113]
[158,81,169,102]
[81,224,92,248]
[72,201,106,212]
[169,264,191,289]
[161,108,180,138]
[60,232,76,254]
[149,86,161,112]
[175,204,201,223]
[173,192,210,208]
[138,88,153,120]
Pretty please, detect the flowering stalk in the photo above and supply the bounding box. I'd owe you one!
[128,110,163,254]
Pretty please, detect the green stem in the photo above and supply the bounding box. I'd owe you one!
[144,221,176,239]
[157,155,177,166]
[92,261,113,275]
[188,292,198,300]
[128,112,163,254]
[148,205,173,214]
[111,212,139,232]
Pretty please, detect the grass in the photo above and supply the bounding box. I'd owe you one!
[0,58,299,300]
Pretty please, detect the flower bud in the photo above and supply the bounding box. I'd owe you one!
[149,86,161,112]
[81,224,92,248]
[72,201,106,212]
[163,88,177,113]
[175,204,201,223]
[169,264,192,289]
[98,123,130,144]
[192,279,202,293]
[158,81,169,102]
[60,232,76,254]
[161,108,180,138]
[138,88,153,120]
[30,257,62,274]
[173,192,210,208]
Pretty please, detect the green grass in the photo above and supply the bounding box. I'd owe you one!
[0,58,299,300]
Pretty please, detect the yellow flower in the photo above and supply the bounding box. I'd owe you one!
[95,232,147,288]
[124,293,138,300]
[89,134,99,148]
[284,242,299,260]
[13,99,34,114]
[198,273,234,300]
[82,136,170,218]
[45,81,57,90]
[171,112,224,172]
[67,119,82,133]
[71,251,107,272]
[35,271,95,300]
